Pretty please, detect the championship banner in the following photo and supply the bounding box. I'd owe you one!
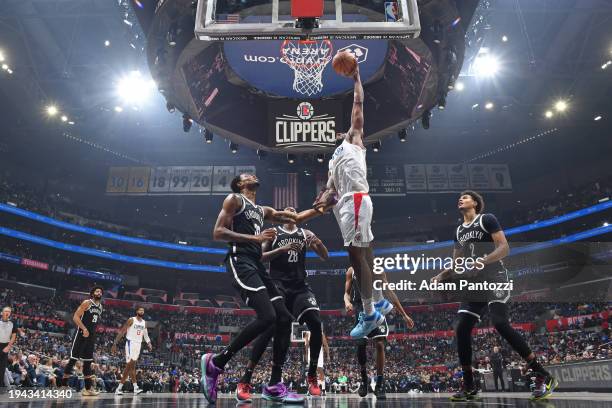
[401,163,512,193]
[404,164,427,191]
[268,99,342,149]
[425,164,449,190]
[107,166,256,195]
[368,164,406,196]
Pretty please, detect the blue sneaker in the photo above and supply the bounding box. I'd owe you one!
[200,353,223,404]
[374,299,393,315]
[350,310,385,338]
[262,383,304,404]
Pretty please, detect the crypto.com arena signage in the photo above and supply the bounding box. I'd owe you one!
[268,100,344,149]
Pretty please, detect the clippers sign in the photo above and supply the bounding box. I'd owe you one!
[269,100,343,149]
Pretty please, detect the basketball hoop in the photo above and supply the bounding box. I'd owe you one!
[280,39,333,97]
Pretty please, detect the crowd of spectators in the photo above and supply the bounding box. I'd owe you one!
[2,286,610,394]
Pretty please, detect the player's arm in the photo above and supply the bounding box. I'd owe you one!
[73,300,91,336]
[260,239,301,262]
[304,230,329,260]
[262,206,299,224]
[111,318,133,353]
[343,267,354,313]
[481,213,509,265]
[377,272,414,329]
[347,68,364,140]
[143,327,153,350]
[213,194,272,243]
[431,247,462,283]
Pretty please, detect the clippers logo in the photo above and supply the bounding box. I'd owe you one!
[337,44,369,64]
[297,102,314,120]
[275,102,336,148]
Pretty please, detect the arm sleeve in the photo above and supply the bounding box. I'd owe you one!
[481,213,502,234]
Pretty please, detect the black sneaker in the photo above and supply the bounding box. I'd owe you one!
[374,379,386,400]
[530,373,558,401]
[450,388,480,401]
[358,382,368,397]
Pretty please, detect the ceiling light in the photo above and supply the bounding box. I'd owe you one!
[502,35,508,42]
[472,54,500,77]
[104,40,110,47]
[46,105,58,116]
[545,110,553,118]
[230,142,238,154]
[594,115,602,121]
[61,115,68,122]
[485,102,494,110]
[316,153,324,163]
[455,82,465,91]
[554,100,568,112]
[287,154,296,164]
[114,106,123,112]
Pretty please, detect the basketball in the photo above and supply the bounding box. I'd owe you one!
[332,50,357,77]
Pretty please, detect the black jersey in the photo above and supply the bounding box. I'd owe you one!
[228,194,265,259]
[269,226,307,282]
[454,213,504,271]
[81,299,103,332]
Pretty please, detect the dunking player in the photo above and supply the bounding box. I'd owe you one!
[344,266,414,399]
[111,306,153,395]
[304,329,329,395]
[201,174,320,404]
[432,191,558,401]
[313,64,393,338]
[61,286,104,396]
[235,207,329,402]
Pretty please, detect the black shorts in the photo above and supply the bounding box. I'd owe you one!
[274,280,320,323]
[355,307,389,339]
[70,331,96,361]
[226,255,281,304]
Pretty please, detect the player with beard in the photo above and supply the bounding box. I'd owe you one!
[313,66,393,339]
[344,266,414,399]
[61,286,104,396]
[201,174,321,404]
[235,207,329,402]
[432,191,557,401]
[111,306,153,395]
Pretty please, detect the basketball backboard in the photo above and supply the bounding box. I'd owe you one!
[195,0,420,41]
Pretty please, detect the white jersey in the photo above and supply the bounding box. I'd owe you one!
[328,140,369,197]
[126,317,149,343]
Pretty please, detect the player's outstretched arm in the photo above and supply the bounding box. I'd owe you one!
[213,194,266,243]
[482,230,510,265]
[262,206,298,224]
[343,267,354,313]
[431,247,462,283]
[377,271,414,329]
[348,68,364,141]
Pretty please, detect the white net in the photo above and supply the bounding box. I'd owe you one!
[280,39,333,97]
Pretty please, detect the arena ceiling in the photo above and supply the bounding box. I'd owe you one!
[0,0,611,165]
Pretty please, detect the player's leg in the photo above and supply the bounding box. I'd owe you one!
[61,358,78,387]
[300,310,323,396]
[356,338,369,397]
[62,332,82,387]
[365,250,393,314]
[82,360,99,396]
[201,285,276,404]
[373,338,386,399]
[236,327,274,402]
[488,302,557,400]
[450,304,483,401]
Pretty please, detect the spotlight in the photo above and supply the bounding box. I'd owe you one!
[68,121,75,125]
[316,153,325,163]
[104,40,110,47]
[1,64,7,71]
[46,105,58,116]
[472,53,500,77]
[438,94,446,110]
[604,222,609,227]
[6,68,12,74]
[545,110,553,119]
[421,110,431,129]
[594,115,602,121]
[114,106,123,112]
[287,154,296,164]
[166,101,176,113]
[398,129,408,142]
[471,103,479,110]
[257,149,267,160]
[455,82,465,91]
[554,100,568,112]
[182,113,193,132]
[167,23,178,47]
[372,141,381,152]
[61,115,68,122]
[502,35,508,42]
[230,142,238,154]
[602,61,611,70]
[0,51,4,62]
[485,102,494,110]
[116,70,155,106]
[201,127,213,143]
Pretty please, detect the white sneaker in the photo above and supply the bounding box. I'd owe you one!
[115,388,123,395]
[134,387,143,395]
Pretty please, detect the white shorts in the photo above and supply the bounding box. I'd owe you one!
[333,192,373,247]
[125,339,142,362]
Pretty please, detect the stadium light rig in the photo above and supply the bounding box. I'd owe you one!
[398,129,408,142]
[472,49,500,78]
[182,114,193,132]
[554,100,568,113]
[372,141,381,152]
[230,142,238,154]
[316,153,325,163]
[257,149,267,160]
[201,127,213,143]
[116,70,155,107]
[287,154,296,164]
[46,105,58,116]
